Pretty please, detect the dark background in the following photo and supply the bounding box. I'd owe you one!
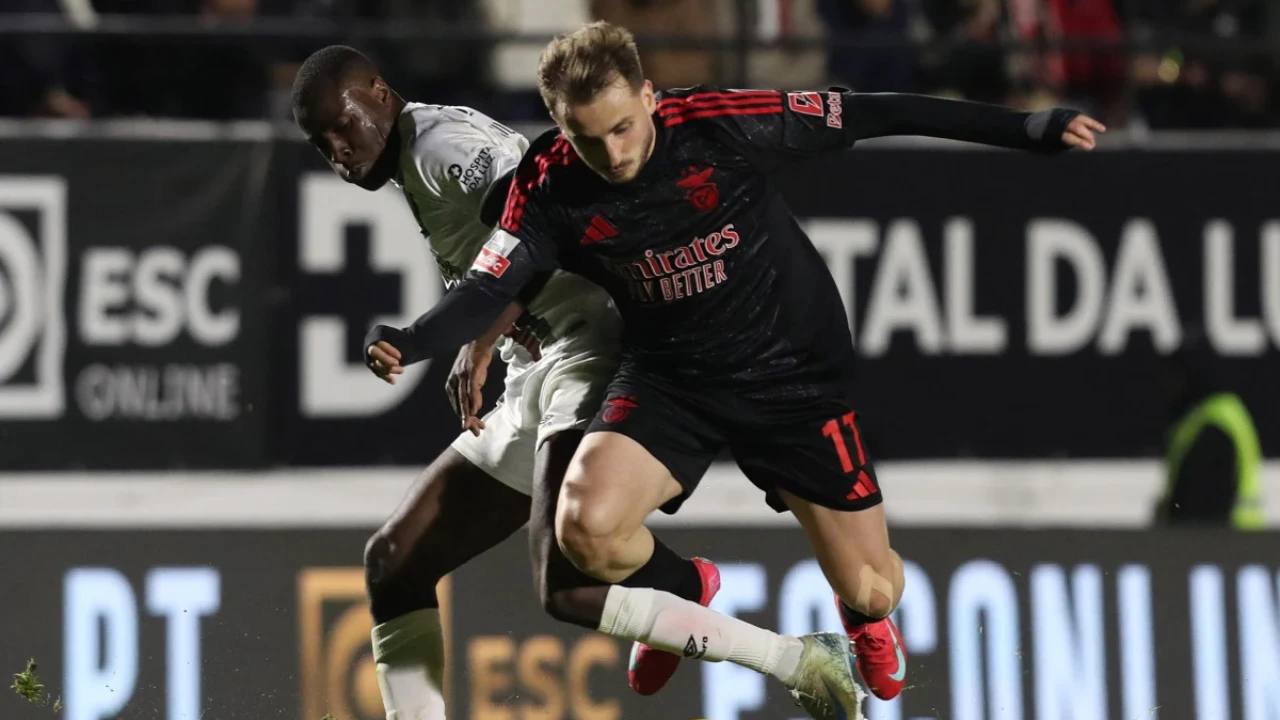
[1,140,1276,468]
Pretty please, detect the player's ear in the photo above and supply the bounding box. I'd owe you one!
[640,80,655,113]
[371,76,390,103]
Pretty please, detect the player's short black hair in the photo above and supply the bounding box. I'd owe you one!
[290,45,379,115]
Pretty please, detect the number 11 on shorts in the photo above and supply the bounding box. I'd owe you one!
[822,412,878,499]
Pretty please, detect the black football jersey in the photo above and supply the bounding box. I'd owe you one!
[460,87,1068,388]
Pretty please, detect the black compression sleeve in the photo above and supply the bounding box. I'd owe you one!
[847,93,1078,154]
[367,283,510,366]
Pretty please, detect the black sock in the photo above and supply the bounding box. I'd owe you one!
[838,599,881,628]
[619,538,703,602]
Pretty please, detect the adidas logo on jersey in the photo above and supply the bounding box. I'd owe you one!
[580,215,618,245]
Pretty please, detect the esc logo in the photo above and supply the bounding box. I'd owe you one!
[0,176,67,419]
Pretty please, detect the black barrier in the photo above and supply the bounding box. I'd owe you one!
[0,140,270,468]
[2,528,1278,720]
[272,146,1280,464]
[2,140,1279,468]
[778,150,1280,460]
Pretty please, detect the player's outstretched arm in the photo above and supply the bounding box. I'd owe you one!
[364,226,560,382]
[682,86,1105,170]
[843,92,1105,153]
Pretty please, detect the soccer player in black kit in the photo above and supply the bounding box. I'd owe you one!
[365,21,1104,716]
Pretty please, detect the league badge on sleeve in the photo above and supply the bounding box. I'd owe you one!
[471,231,518,278]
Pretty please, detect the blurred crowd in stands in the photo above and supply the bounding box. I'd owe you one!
[2,0,1277,129]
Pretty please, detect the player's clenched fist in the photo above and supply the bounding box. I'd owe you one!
[364,325,412,385]
[1061,114,1106,151]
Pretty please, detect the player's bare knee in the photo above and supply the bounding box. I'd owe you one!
[553,473,610,574]
[363,530,398,590]
[555,504,627,579]
[363,525,444,594]
[836,557,902,619]
[846,587,895,619]
[555,517,620,579]
[364,529,416,595]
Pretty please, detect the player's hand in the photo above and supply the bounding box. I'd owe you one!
[446,341,493,436]
[363,325,411,384]
[1061,114,1106,151]
[367,341,404,384]
[504,326,543,361]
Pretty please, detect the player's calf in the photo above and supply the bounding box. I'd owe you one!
[782,493,909,701]
[530,430,615,629]
[366,451,531,720]
[808,541,909,702]
[833,554,908,701]
[363,528,453,720]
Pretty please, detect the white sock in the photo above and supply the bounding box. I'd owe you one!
[371,608,447,720]
[599,585,805,683]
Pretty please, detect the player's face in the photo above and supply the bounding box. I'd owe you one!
[558,79,656,184]
[296,78,396,189]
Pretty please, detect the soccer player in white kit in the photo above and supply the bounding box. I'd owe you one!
[291,46,718,720]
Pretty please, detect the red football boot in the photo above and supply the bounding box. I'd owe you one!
[627,557,721,695]
[837,595,908,700]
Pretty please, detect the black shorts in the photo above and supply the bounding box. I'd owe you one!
[584,367,882,515]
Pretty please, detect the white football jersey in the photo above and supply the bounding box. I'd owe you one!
[393,102,617,361]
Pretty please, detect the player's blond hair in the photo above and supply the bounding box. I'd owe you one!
[537,21,645,119]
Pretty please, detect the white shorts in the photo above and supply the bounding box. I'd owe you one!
[450,337,617,495]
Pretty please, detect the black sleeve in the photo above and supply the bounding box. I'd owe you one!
[381,229,559,365]
[1166,427,1238,525]
[842,93,1079,151]
[384,283,511,364]
[697,86,1080,169]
